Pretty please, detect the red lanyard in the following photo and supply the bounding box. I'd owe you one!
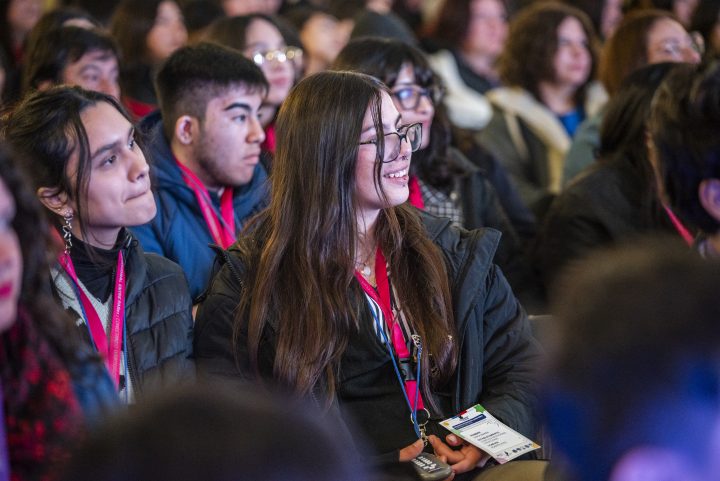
[355,246,424,410]
[176,159,236,248]
[59,252,126,388]
[663,204,694,246]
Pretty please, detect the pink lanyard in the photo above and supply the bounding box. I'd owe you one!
[663,204,695,246]
[59,252,126,388]
[354,247,424,410]
[176,160,236,249]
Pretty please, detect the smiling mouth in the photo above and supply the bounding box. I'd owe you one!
[384,167,409,179]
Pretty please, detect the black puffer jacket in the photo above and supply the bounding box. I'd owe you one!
[194,212,539,433]
[55,234,195,398]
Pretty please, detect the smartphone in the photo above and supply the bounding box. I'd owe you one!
[411,453,453,481]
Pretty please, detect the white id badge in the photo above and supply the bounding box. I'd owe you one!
[440,404,540,464]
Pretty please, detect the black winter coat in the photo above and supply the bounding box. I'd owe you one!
[55,235,195,398]
[193,214,539,459]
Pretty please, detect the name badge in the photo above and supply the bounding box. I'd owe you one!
[441,404,540,464]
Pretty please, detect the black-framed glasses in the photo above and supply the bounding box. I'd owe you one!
[391,85,444,110]
[249,46,303,67]
[359,123,422,163]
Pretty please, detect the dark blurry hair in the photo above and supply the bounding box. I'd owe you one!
[110,0,172,67]
[181,0,223,40]
[2,86,133,242]
[599,9,677,95]
[0,142,86,363]
[58,384,368,481]
[24,6,100,62]
[649,61,720,234]
[154,42,268,141]
[546,239,720,481]
[689,0,720,59]
[430,0,510,49]
[499,2,598,105]
[203,13,284,52]
[23,26,118,93]
[332,37,461,191]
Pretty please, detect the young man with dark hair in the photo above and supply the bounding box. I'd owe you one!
[132,42,269,301]
[22,25,120,98]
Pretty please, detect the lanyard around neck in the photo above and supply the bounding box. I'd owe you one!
[59,251,126,388]
[176,159,236,248]
[354,246,425,412]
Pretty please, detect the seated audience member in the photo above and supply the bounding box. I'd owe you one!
[425,0,506,130]
[203,14,300,155]
[132,43,269,301]
[543,240,720,481]
[4,86,195,403]
[283,5,346,77]
[218,0,282,16]
[0,143,117,481]
[563,9,701,185]
[535,63,682,295]
[194,71,544,480]
[59,385,369,481]
[477,2,606,220]
[627,0,698,27]
[559,0,624,40]
[333,37,540,308]
[22,26,120,98]
[110,0,187,119]
[650,61,720,258]
[181,0,223,42]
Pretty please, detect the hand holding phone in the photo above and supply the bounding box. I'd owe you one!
[411,453,453,481]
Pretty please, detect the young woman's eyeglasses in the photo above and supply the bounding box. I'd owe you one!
[249,46,303,67]
[359,123,423,163]
[391,85,444,110]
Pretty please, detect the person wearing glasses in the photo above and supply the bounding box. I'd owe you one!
[333,37,541,308]
[194,70,543,480]
[204,14,302,158]
[131,43,269,302]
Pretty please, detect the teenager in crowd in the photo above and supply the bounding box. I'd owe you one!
[22,26,120,99]
[4,86,195,404]
[478,2,605,220]
[0,143,117,481]
[203,14,300,156]
[563,9,701,184]
[559,0,624,40]
[110,0,187,119]
[283,5,346,77]
[333,37,540,307]
[426,0,507,130]
[132,43,269,301]
[0,0,43,103]
[194,71,543,480]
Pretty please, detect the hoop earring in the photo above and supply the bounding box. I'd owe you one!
[62,211,74,253]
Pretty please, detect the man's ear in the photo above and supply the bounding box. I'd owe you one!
[36,187,72,217]
[174,115,197,146]
[699,179,720,223]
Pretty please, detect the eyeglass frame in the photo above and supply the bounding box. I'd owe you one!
[358,122,423,163]
[248,46,303,67]
[391,85,445,111]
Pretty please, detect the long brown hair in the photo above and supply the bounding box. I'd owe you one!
[237,71,457,411]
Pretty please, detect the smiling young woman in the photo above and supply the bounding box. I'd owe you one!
[194,71,541,480]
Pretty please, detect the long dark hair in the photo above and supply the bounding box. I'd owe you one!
[0,142,85,363]
[2,86,135,244]
[332,37,461,191]
[237,71,457,410]
[110,0,169,67]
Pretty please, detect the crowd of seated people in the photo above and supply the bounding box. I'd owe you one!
[0,1,719,480]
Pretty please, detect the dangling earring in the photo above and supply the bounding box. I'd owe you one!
[62,211,74,253]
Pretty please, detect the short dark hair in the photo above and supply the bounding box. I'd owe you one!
[499,2,598,104]
[154,42,268,140]
[22,26,118,93]
[650,61,720,234]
